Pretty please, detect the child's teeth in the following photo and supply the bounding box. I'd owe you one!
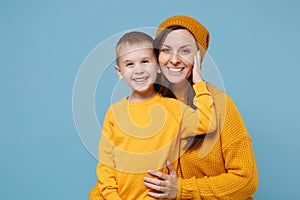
[134,77,147,82]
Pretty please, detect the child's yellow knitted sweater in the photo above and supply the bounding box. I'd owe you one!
[96,82,215,200]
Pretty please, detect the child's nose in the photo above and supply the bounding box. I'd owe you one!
[134,65,145,74]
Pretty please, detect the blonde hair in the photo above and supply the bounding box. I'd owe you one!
[116,31,154,66]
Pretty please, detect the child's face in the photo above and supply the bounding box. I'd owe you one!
[115,46,160,95]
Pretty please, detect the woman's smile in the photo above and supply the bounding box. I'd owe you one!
[167,66,186,73]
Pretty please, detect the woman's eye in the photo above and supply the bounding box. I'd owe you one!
[162,48,171,53]
[179,49,190,54]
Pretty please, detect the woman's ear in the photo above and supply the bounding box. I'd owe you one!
[115,66,123,79]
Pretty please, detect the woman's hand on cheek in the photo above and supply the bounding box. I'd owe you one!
[192,50,204,83]
[144,161,178,199]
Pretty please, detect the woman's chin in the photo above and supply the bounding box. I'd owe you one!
[165,76,188,85]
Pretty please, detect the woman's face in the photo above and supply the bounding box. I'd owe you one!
[158,29,198,84]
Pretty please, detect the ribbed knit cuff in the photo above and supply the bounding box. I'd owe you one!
[176,177,195,199]
[88,183,104,200]
[176,177,182,200]
[193,81,210,96]
[104,192,123,200]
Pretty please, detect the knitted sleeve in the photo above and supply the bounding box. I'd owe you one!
[180,81,217,138]
[88,181,104,200]
[177,96,258,199]
[96,107,123,200]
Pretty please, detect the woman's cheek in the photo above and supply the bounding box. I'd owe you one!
[184,67,193,79]
[158,53,168,66]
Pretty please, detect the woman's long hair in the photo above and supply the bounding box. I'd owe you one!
[154,26,205,151]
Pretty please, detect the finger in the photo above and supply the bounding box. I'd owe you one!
[197,50,202,64]
[166,160,177,176]
[144,177,166,186]
[194,53,198,69]
[148,170,168,180]
[147,191,167,199]
[144,181,165,192]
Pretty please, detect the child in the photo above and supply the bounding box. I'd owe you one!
[91,31,216,200]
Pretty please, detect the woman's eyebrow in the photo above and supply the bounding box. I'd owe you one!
[162,44,195,48]
[161,44,171,48]
[179,45,195,48]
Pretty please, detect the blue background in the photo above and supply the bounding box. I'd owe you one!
[1,0,300,199]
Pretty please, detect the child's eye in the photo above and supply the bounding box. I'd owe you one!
[142,60,150,64]
[126,63,134,67]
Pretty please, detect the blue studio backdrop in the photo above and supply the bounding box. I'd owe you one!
[1,0,300,199]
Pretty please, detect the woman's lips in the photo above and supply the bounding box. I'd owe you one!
[167,66,185,73]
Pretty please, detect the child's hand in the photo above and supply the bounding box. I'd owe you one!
[192,50,204,83]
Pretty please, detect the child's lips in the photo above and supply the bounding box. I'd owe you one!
[132,76,149,83]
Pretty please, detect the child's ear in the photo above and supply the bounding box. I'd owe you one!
[115,66,123,79]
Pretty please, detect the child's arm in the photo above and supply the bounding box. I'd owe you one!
[97,107,123,200]
[180,81,217,138]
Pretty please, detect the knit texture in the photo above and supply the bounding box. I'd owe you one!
[89,83,258,200]
[175,83,259,199]
[93,82,215,200]
[156,15,210,60]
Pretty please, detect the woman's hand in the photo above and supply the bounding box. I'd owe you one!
[144,161,178,199]
[192,50,204,83]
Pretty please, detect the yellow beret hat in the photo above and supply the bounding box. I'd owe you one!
[156,15,210,59]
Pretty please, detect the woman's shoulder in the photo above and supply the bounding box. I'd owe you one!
[206,83,226,96]
[205,82,239,114]
[206,83,230,102]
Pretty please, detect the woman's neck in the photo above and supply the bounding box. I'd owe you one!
[172,81,189,104]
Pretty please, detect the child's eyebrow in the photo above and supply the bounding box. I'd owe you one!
[141,56,152,60]
[122,59,133,63]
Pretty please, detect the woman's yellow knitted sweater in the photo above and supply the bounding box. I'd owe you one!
[89,83,258,200]
[174,84,258,199]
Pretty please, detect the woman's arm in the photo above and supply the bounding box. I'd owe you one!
[176,137,258,199]
[144,161,179,199]
[144,96,258,199]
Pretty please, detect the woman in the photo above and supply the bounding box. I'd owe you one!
[143,15,258,199]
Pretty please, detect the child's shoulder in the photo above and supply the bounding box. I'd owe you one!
[158,95,186,108]
[110,97,128,108]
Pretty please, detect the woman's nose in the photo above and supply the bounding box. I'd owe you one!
[170,52,180,65]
